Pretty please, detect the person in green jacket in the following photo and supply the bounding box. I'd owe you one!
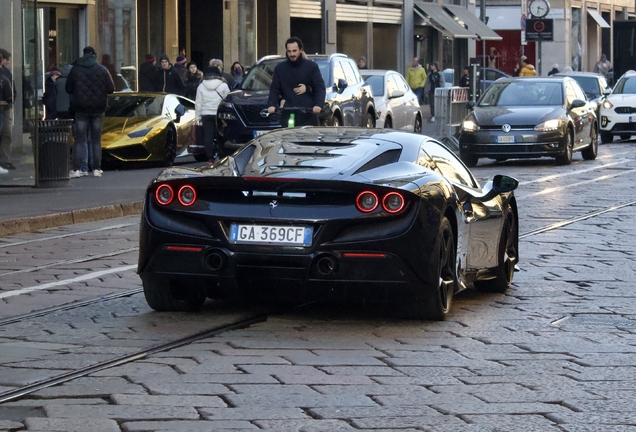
[406,57,427,105]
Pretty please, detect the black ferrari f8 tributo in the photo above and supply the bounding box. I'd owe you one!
[138,127,519,320]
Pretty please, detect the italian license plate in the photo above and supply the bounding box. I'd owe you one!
[496,135,516,143]
[230,224,313,246]
[253,130,267,138]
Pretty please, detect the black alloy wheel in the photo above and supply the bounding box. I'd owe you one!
[330,115,341,127]
[143,277,206,312]
[600,131,613,144]
[582,125,598,160]
[163,126,178,166]
[402,217,456,320]
[384,116,393,129]
[366,112,375,128]
[413,115,422,134]
[474,204,518,293]
[555,129,573,165]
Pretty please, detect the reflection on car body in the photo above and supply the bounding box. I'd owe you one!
[139,127,519,321]
[555,71,607,128]
[101,93,196,166]
[362,69,423,133]
[459,77,599,167]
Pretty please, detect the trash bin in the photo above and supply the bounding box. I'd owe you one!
[30,119,73,188]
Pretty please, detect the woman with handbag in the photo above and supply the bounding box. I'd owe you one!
[195,66,230,162]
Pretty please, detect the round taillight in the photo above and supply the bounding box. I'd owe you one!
[356,191,379,213]
[155,184,174,205]
[382,192,405,213]
[178,185,197,206]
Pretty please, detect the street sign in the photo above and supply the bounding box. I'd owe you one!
[526,19,553,41]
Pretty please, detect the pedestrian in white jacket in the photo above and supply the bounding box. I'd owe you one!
[195,66,230,161]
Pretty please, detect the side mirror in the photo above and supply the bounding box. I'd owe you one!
[481,174,519,201]
[603,88,611,95]
[466,100,475,110]
[336,78,348,93]
[570,99,586,109]
[389,89,405,99]
[174,104,186,123]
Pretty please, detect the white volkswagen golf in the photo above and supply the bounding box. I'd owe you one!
[599,70,636,143]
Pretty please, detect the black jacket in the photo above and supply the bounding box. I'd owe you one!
[65,54,115,114]
[155,66,185,95]
[42,76,58,119]
[268,56,326,109]
[139,61,159,92]
[184,71,203,100]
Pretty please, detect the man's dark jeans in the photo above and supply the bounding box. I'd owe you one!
[73,113,103,172]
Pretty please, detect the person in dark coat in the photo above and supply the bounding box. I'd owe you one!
[42,68,61,119]
[139,54,158,92]
[267,36,326,127]
[155,54,185,95]
[547,63,560,76]
[173,55,188,80]
[65,46,115,178]
[183,61,203,100]
[55,65,73,119]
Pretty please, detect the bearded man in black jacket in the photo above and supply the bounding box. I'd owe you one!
[267,37,326,127]
[66,46,115,178]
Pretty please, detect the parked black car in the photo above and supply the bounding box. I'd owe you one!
[215,54,376,153]
[459,77,598,167]
[555,71,608,123]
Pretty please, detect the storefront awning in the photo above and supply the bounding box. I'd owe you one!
[446,5,502,40]
[414,1,476,39]
[587,9,610,29]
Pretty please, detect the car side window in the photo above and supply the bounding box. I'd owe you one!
[163,95,181,117]
[341,60,359,85]
[332,61,347,86]
[178,97,195,110]
[422,140,478,188]
[386,74,400,96]
[394,73,410,93]
[571,81,587,101]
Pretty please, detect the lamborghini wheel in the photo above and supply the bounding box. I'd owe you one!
[143,277,205,312]
[474,204,518,293]
[164,126,177,166]
[402,217,456,320]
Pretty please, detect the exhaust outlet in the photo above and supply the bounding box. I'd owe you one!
[316,254,338,276]
[206,250,227,272]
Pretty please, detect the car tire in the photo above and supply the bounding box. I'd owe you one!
[330,115,341,127]
[366,112,375,128]
[401,217,456,321]
[143,277,206,312]
[413,115,422,134]
[384,117,393,129]
[555,129,573,165]
[460,151,478,168]
[474,204,518,293]
[600,131,613,143]
[620,134,632,140]
[163,126,178,167]
[582,126,598,160]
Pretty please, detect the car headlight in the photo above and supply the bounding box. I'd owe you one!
[127,127,153,138]
[602,99,613,109]
[534,119,561,132]
[462,120,480,132]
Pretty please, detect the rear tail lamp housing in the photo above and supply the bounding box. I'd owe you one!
[382,192,405,213]
[155,184,174,205]
[178,185,197,206]
[356,191,379,213]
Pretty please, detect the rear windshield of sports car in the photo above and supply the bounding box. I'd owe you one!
[241,59,330,91]
[106,96,164,117]
[479,81,563,107]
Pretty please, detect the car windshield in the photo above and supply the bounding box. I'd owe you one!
[570,76,600,98]
[479,81,563,107]
[240,58,330,91]
[363,75,384,97]
[612,76,636,94]
[106,95,164,117]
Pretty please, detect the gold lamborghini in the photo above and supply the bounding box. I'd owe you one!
[102,93,196,165]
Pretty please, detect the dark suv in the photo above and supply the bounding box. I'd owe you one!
[216,53,376,151]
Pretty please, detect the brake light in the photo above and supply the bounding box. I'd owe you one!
[356,191,379,213]
[382,192,405,213]
[178,185,197,206]
[155,184,174,205]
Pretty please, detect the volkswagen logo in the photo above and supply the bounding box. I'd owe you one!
[269,200,278,209]
[260,109,270,118]
[501,124,512,133]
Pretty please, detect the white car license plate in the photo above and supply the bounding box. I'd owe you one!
[230,224,313,246]
[253,130,267,138]
[496,135,516,143]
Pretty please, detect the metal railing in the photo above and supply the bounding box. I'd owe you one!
[434,87,471,147]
